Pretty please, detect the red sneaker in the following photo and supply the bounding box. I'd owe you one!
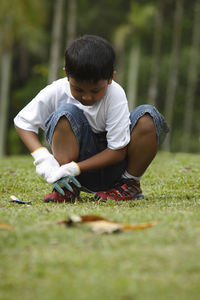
[43,186,80,203]
[94,178,144,201]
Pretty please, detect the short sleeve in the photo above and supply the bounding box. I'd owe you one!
[105,83,130,150]
[14,82,58,133]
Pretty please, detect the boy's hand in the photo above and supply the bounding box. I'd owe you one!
[47,161,80,184]
[53,175,81,196]
[31,147,60,182]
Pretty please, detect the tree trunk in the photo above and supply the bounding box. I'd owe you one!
[0,50,12,157]
[181,0,200,152]
[48,0,65,84]
[147,0,165,106]
[113,25,131,85]
[162,0,184,151]
[66,0,77,48]
[127,45,140,112]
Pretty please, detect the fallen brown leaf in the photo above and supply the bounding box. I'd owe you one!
[56,215,158,234]
[0,221,14,230]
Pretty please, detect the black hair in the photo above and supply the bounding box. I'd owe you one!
[64,35,115,82]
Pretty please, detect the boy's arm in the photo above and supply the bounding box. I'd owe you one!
[15,127,126,184]
[15,125,43,152]
[78,147,127,172]
[15,125,61,183]
[48,146,127,184]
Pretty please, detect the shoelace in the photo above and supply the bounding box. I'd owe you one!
[113,179,141,196]
[110,183,132,197]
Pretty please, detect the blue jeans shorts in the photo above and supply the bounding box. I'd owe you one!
[45,104,169,191]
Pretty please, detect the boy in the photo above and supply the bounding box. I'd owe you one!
[14,35,169,202]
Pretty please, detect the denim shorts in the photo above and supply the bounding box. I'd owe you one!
[45,104,169,191]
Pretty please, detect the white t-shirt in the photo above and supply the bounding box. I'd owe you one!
[14,78,131,150]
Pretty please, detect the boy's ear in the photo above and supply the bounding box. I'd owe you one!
[108,71,116,84]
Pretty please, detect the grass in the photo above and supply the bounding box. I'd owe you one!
[0,151,200,300]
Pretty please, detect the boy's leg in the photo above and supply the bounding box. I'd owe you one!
[45,103,96,166]
[44,103,115,201]
[51,113,149,176]
[51,116,79,165]
[126,113,157,177]
[44,104,86,202]
[127,105,169,178]
[95,105,169,201]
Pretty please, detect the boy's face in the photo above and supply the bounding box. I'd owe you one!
[67,76,113,106]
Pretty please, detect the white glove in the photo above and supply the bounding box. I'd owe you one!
[31,147,60,183]
[48,161,80,184]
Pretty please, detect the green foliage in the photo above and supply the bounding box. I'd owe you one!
[134,54,152,105]
[12,75,46,109]
[0,0,47,52]
[0,153,200,299]
[128,2,155,33]
[76,0,132,40]
[171,129,200,153]
[7,127,21,155]
[1,0,200,154]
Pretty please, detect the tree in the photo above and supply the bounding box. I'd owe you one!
[113,24,132,85]
[127,44,140,111]
[66,0,77,47]
[126,2,156,110]
[48,0,65,84]
[0,51,12,157]
[181,0,200,152]
[48,0,78,84]
[147,0,165,106]
[0,0,47,157]
[162,0,184,151]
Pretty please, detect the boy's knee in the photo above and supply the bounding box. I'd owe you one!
[135,114,156,135]
[55,116,71,132]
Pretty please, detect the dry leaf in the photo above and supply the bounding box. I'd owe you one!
[91,221,122,233]
[0,221,14,230]
[57,215,158,234]
[89,220,157,234]
[122,221,158,230]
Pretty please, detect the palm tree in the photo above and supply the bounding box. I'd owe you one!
[147,0,165,106]
[162,0,184,151]
[0,51,13,157]
[181,0,200,152]
[114,3,155,110]
[48,0,65,84]
[0,0,47,157]
[127,44,140,112]
[65,0,77,48]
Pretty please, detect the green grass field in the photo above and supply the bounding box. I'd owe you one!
[0,152,200,300]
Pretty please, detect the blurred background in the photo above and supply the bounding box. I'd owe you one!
[0,0,200,157]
